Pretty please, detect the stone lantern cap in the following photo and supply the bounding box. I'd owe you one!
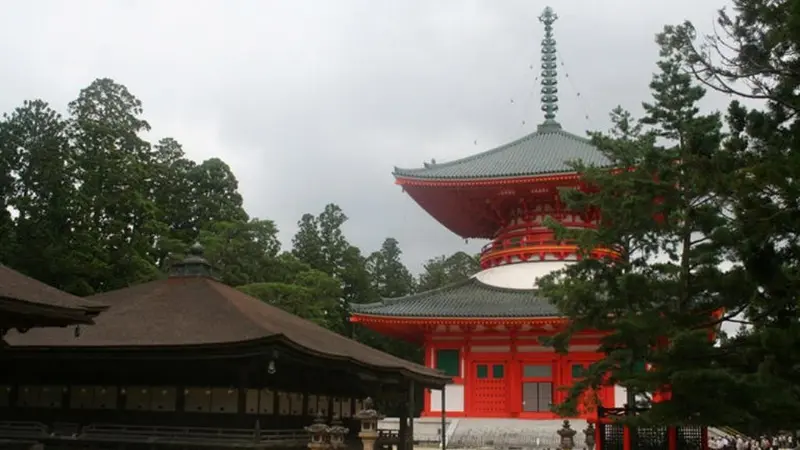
[558,420,577,438]
[305,412,330,435]
[329,415,350,437]
[354,397,385,421]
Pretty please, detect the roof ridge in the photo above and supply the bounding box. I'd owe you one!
[393,128,594,177]
[205,279,280,338]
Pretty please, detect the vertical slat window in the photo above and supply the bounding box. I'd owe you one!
[522,382,539,412]
[537,383,552,411]
[522,382,553,412]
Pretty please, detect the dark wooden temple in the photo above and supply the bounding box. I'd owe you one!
[0,244,449,449]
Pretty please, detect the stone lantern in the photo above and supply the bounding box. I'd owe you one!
[354,397,384,450]
[557,419,577,450]
[583,423,596,450]
[305,411,330,450]
[328,414,349,450]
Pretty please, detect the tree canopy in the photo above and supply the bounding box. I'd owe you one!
[539,0,800,433]
[0,77,474,369]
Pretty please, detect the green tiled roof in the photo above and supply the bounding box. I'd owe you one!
[350,277,560,318]
[393,123,611,180]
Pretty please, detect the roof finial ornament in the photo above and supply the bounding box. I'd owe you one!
[168,242,216,280]
[538,6,561,132]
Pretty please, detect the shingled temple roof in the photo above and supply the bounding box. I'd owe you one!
[0,264,107,325]
[5,245,449,385]
[350,277,560,318]
[393,124,611,181]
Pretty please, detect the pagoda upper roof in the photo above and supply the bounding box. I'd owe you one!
[350,276,559,318]
[393,123,611,182]
[0,264,107,325]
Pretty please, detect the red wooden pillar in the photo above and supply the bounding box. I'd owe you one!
[508,328,520,417]
[462,332,471,416]
[701,427,709,450]
[423,334,432,414]
[623,426,631,450]
[668,426,677,450]
[594,420,602,450]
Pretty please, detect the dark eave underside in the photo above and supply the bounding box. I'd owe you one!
[393,125,611,181]
[350,277,560,318]
[0,264,107,323]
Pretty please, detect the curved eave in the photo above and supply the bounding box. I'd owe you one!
[393,171,581,188]
[0,297,106,325]
[274,333,450,386]
[350,314,568,325]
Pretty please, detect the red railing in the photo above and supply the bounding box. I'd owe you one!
[479,223,613,268]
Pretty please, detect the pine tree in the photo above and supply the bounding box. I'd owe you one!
[661,0,800,433]
[366,237,415,298]
[537,30,751,426]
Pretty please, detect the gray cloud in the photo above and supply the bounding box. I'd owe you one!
[1,0,734,272]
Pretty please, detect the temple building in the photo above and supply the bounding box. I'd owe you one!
[350,7,624,419]
[0,244,448,448]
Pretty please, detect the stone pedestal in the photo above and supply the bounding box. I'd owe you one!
[329,414,350,450]
[558,419,577,450]
[583,423,596,450]
[355,397,384,450]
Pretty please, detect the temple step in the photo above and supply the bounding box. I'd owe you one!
[380,417,588,448]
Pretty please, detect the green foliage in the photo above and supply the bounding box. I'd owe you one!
[0,76,491,374]
[418,251,480,291]
[540,1,800,433]
[665,0,800,433]
[537,29,743,426]
[290,204,377,335]
[367,237,416,298]
[0,100,76,288]
[238,278,339,329]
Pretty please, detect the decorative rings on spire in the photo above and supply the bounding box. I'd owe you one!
[538,7,559,122]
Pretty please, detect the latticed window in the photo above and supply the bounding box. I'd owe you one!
[435,349,460,377]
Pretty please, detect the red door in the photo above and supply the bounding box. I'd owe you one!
[469,361,507,416]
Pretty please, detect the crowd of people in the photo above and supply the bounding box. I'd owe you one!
[710,434,796,450]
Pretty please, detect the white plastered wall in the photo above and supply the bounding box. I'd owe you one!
[474,259,571,289]
[429,385,465,412]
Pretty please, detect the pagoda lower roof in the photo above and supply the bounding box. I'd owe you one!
[393,122,611,182]
[350,277,560,318]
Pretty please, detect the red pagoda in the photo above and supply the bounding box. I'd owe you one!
[350,7,622,419]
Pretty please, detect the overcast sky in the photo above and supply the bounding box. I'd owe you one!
[1,0,735,273]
